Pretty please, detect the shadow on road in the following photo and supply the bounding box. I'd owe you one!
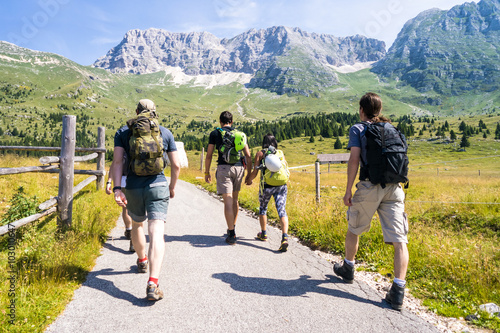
[212,272,387,308]
[165,234,273,252]
[83,268,155,307]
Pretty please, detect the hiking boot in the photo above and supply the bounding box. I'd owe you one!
[278,237,288,252]
[333,260,354,284]
[146,283,164,301]
[129,240,135,253]
[124,229,131,240]
[225,234,237,245]
[137,258,148,273]
[256,232,268,241]
[385,283,405,311]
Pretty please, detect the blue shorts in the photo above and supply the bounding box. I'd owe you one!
[125,181,169,222]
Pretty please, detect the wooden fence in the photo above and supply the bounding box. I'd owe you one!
[0,115,106,235]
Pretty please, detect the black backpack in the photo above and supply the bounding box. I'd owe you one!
[359,122,409,188]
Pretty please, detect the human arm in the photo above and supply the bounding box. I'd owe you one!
[343,147,360,207]
[111,146,127,207]
[205,143,215,183]
[246,150,263,185]
[242,145,253,184]
[167,150,180,199]
[105,161,114,195]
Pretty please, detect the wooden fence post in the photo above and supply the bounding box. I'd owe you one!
[200,147,204,171]
[315,161,320,204]
[58,115,76,228]
[96,126,105,190]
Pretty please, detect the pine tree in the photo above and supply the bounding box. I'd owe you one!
[309,135,315,143]
[334,137,342,149]
[460,134,470,148]
[450,130,457,141]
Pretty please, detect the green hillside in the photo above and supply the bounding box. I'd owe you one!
[1,41,499,155]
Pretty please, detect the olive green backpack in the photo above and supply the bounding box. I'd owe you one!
[126,110,165,176]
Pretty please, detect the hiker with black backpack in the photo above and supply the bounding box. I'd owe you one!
[111,99,180,301]
[333,92,410,311]
[205,111,252,245]
[246,133,290,252]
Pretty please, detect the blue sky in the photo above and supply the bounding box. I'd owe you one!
[0,0,470,66]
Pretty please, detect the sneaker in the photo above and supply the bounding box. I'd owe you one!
[129,240,135,253]
[225,234,236,245]
[278,238,288,252]
[137,258,148,273]
[256,232,268,241]
[124,229,131,240]
[385,283,405,311]
[146,283,164,301]
[333,260,354,284]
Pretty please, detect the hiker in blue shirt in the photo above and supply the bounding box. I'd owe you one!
[111,99,180,301]
[333,92,409,311]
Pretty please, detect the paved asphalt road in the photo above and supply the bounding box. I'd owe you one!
[46,179,438,333]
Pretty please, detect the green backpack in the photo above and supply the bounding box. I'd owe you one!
[126,110,165,176]
[262,148,290,186]
[217,127,247,164]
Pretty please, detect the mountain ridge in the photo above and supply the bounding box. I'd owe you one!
[93,26,386,96]
[371,0,500,97]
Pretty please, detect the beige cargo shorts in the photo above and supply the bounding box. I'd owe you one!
[216,164,245,195]
[347,181,408,244]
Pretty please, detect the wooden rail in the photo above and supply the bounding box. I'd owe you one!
[0,116,106,232]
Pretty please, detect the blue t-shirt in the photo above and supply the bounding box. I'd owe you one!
[114,125,177,189]
[347,122,368,169]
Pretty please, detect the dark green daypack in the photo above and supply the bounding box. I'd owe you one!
[126,110,165,176]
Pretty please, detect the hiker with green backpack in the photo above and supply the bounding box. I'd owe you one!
[111,99,180,301]
[205,111,252,245]
[246,133,290,252]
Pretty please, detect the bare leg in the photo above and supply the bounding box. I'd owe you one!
[222,193,236,231]
[232,191,240,227]
[393,242,409,280]
[280,216,289,234]
[148,219,165,279]
[122,208,132,229]
[345,230,359,262]
[132,221,147,259]
[259,215,267,231]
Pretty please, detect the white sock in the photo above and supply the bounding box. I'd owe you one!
[344,258,355,267]
[394,277,406,287]
[126,228,132,230]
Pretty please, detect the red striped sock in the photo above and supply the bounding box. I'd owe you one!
[138,256,148,263]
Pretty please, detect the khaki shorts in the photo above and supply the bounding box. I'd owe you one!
[347,181,408,244]
[216,164,245,195]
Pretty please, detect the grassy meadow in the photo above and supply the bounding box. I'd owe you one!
[0,156,120,333]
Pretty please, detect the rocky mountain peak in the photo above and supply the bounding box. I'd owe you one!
[372,0,500,98]
[93,26,386,95]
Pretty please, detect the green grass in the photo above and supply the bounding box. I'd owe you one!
[0,158,120,332]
